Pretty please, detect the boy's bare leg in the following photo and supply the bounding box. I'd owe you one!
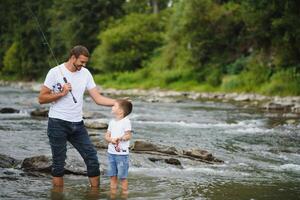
[110,176,118,199]
[89,176,100,187]
[52,177,64,187]
[121,179,128,194]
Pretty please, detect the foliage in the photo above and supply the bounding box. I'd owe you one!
[91,12,167,72]
[1,0,53,80]
[260,69,300,96]
[48,0,125,64]
[1,0,300,95]
[122,0,169,14]
[2,42,20,75]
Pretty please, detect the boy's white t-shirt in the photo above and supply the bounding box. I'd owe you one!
[107,117,132,155]
[44,64,96,122]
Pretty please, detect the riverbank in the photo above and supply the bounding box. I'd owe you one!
[1,80,300,114]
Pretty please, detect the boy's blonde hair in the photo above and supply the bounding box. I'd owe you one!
[117,99,132,117]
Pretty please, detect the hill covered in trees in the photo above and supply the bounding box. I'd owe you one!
[1,0,300,96]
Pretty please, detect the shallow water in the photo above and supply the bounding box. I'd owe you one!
[0,85,300,199]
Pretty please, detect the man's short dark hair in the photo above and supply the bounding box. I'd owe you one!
[117,99,132,117]
[69,45,90,59]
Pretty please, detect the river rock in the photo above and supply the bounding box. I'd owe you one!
[30,108,49,117]
[131,140,223,163]
[131,140,158,151]
[233,94,252,101]
[261,102,294,111]
[21,155,51,173]
[83,111,96,119]
[291,104,300,113]
[148,157,182,168]
[0,154,21,168]
[164,158,182,166]
[183,149,213,161]
[157,146,179,155]
[21,155,87,175]
[0,108,19,113]
[93,140,108,149]
[142,97,182,103]
[95,139,180,155]
[84,119,108,129]
[131,140,179,154]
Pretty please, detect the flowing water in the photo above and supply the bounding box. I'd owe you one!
[0,85,300,200]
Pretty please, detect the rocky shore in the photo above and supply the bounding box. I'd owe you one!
[1,80,300,114]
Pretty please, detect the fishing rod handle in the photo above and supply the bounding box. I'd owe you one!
[63,77,77,103]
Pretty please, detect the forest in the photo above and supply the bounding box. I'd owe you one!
[1,0,300,96]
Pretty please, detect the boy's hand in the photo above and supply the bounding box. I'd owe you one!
[111,137,120,144]
[110,138,116,144]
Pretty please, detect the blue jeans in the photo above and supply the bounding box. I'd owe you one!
[47,118,100,177]
[107,153,129,179]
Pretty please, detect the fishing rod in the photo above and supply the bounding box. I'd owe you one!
[26,4,77,103]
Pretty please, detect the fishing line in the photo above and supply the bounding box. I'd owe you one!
[26,4,77,103]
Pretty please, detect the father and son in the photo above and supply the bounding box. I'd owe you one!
[38,45,133,194]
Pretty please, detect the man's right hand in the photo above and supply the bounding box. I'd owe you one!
[61,83,72,96]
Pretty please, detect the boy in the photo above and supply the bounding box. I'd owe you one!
[104,99,133,195]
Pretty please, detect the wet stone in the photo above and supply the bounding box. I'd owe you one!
[0,108,19,113]
[0,154,21,168]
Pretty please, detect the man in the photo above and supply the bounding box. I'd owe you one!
[38,45,116,187]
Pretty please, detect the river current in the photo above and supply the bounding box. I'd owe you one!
[0,85,299,199]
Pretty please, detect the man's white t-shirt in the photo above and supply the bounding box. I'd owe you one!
[107,117,132,155]
[44,63,96,122]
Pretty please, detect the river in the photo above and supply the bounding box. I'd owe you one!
[0,85,299,199]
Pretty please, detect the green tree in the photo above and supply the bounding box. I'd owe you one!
[91,12,167,72]
[2,42,20,75]
[241,0,300,71]
[49,0,125,65]
[1,0,53,80]
[123,0,170,14]
[0,0,24,71]
[156,0,245,83]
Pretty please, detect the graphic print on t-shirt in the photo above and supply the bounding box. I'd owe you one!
[52,82,63,93]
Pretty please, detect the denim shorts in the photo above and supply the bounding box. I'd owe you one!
[107,153,129,179]
[47,117,100,177]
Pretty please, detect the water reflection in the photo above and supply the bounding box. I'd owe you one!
[49,185,129,200]
[50,186,103,200]
[50,187,64,200]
